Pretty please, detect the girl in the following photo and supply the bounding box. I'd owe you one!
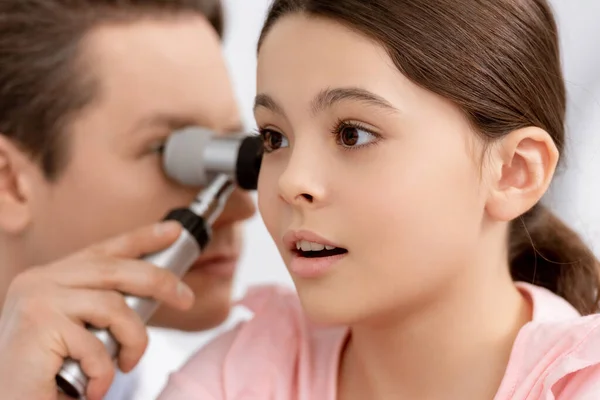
[159,0,600,399]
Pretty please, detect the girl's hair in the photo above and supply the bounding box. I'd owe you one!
[0,0,223,180]
[258,0,600,315]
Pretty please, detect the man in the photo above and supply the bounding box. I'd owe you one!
[0,1,255,399]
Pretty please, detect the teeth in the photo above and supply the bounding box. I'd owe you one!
[310,242,325,251]
[295,240,334,252]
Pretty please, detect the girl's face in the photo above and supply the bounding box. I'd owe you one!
[255,15,491,325]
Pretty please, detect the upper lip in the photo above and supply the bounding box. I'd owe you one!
[282,230,345,251]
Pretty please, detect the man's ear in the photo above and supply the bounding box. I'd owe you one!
[484,126,559,222]
[0,135,36,234]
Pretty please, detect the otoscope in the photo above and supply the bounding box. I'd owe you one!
[55,127,263,399]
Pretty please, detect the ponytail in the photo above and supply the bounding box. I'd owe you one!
[509,203,600,315]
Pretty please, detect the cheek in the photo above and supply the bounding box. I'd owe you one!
[347,141,483,271]
[71,155,186,211]
[30,155,194,262]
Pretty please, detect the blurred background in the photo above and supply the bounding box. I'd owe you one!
[131,1,600,398]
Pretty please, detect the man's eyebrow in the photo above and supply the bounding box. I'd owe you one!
[133,114,244,134]
[134,114,197,132]
[253,87,399,117]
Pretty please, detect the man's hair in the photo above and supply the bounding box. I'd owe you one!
[0,0,224,179]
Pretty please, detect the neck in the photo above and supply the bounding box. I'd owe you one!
[339,243,531,400]
[0,235,27,308]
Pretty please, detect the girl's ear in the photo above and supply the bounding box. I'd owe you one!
[484,126,559,222]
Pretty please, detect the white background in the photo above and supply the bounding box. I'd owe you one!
[132,1,600,398]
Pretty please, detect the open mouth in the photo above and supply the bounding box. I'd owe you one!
[293,240,348,258]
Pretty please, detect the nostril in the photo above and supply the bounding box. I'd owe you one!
[301,193,313,202]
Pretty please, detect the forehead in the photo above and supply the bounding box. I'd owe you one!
[256,15,418,114]
[257,15,466,126]
[81,16,239,132]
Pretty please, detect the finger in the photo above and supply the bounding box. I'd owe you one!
[90,220,182,259]
[56,289,150,373]
[51,258,195,310]
[58,319,116,400]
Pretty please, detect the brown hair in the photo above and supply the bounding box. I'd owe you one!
[258,0,600,314]
[0,0,223,180]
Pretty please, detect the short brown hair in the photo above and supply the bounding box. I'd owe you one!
[0,0,223,179]
[259,0,600,315]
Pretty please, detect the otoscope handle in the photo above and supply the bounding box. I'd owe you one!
[56,210,211,399]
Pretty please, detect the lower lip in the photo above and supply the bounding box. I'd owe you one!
[289,252,347,279]
[189,259,237,278]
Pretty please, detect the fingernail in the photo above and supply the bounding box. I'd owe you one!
[177,282,195,300]
[155,221,180,236]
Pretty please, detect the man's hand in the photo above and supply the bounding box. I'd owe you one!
[0,221,195,400]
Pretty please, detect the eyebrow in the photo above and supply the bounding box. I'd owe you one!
[253,87,400,116]
[254,94,285,115]
[134,114,243,135]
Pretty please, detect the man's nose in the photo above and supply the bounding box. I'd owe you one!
[212,188,256,228]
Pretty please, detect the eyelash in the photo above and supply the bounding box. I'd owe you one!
[257,119,381,153]
[329,118,380,151]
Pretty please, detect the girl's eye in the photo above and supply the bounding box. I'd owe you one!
[260,129,289,153]
[335,122,379,149]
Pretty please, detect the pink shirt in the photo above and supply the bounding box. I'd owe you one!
[158,282,600,399]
